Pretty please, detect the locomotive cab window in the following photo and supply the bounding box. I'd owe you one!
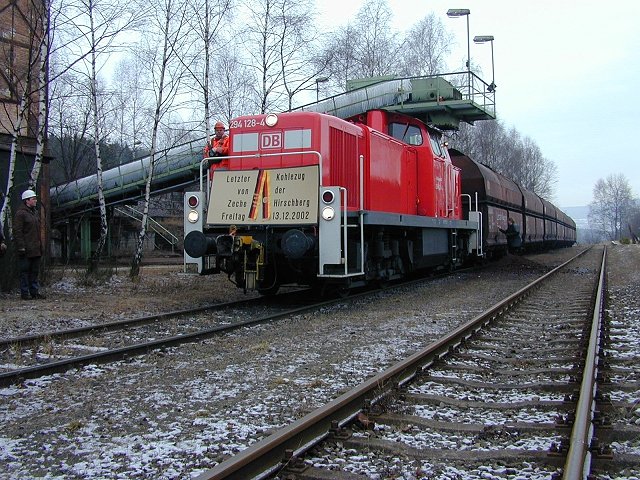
[429,131,445,157]
[388,122,423,146]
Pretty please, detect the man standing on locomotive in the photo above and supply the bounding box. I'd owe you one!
[204,121,229,161]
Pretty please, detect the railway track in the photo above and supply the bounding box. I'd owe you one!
[0,261,492,388]
[0,291,319,387]
[193,245,638,479]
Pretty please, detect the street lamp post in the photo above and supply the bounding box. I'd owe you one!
[474,35,496,92]
[315,77,329,102]
[446,8,471,98]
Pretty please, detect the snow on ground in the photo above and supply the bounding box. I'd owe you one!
[0,246,638,479]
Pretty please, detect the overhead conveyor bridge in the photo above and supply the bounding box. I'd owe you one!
[50,138,205,221]
[295,72,496,130]
[49,139,205,261]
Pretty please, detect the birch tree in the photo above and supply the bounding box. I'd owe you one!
[275,0,326,110]
[59,0,141,272]
[398,13,452,76]
[319,0,400,93]
[114,57,153,144]
[183,0,231,140]
[28,0,52,188]
[241,0,286,113]
[318,24,358,93]
[351,0,400,78]
[130,0,190,278]
[48,71,95,183]
[209,50,256,123]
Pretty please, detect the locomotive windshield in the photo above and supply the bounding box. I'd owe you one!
[388,122,423,146]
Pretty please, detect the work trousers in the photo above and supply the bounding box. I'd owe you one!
[19,255,41,297]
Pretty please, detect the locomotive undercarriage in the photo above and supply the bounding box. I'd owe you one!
[198,223,471,296]
[207,227,318,294]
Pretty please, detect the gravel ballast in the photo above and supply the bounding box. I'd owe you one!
[1,245,638,479]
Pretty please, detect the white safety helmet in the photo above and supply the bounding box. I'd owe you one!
[21,189,37,200]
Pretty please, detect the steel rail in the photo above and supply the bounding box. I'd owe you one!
[0,293,297,349]
[563,245,607,479]
[0,292,352,388]
[194,247,591,480]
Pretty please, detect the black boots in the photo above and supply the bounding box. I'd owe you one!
[22,292,46,300]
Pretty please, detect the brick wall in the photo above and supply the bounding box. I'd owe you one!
[0,0,45,140]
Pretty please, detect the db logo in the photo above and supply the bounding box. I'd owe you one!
[260,132,282,149]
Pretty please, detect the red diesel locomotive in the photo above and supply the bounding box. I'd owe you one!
[183,109,574,294]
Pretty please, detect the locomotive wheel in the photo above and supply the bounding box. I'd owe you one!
[336,286,350,298]
[257,283,280,296]
[319,283,350,298]
[257,264,280,295]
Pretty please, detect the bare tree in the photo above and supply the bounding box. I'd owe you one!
[628,200,640,242]
[318,0,402,94]
[589,174,636,241]
[450,120,557,199]
[317,25,358,93]
[110,56,154,160]
[351,0,399,77]
[182,0,231,139]
[241,0,287,113]
[398,13,452,76]
[274,0,325,110]
[57,0,141,272]
[28,0,52,188]
[209,51,256,123]
[516,137,556,199]
[451,120,501,164]
[129,0,190,278]
[48,70,95,183]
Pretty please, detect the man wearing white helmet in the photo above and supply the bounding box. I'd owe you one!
[14,189,45,300]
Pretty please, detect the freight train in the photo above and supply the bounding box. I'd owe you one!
[183,109,575,294]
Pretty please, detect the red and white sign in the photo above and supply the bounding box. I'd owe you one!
[260,132,282,149]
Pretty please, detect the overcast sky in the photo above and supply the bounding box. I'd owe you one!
[316,0,640,208]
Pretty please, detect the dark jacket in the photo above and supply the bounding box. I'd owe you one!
[500,223,522,248]
[14,203,42,257]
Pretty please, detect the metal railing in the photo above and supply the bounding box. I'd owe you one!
[114,205,179,251]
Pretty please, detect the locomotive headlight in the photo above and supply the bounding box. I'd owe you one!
[265,113,278,127]
[321,206,335,221]
[187,210,199,223]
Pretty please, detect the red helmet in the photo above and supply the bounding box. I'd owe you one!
[214,121,225,130]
